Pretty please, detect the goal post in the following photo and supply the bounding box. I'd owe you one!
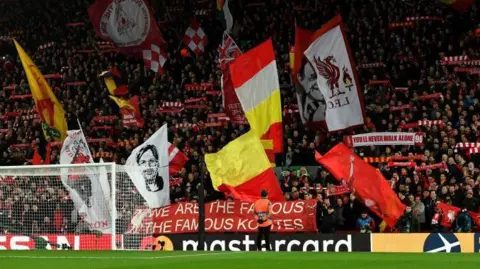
[0,162,118,250]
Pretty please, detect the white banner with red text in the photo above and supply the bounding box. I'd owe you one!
[344,132,423,147]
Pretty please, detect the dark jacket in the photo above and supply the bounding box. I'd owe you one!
[321,208,336,234]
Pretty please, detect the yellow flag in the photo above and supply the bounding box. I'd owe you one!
[13,40,67,141]
[109,95,134,110]
[205,130,284,202]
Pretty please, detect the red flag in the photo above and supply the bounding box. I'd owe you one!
[168,143,188,175]
[218,33,246,124]
[88,0,167,73]
[32,147,42,165]
[469,211,480,227]
[315,144,405,227]
[110,95,144,128]
[436,203,460,228]
[435,202,480,229]
[292,26,314,83]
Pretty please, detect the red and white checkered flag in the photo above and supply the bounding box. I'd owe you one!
[143,44,167,73]
[183,21,208,55]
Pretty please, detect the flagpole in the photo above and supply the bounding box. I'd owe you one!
[77,118,94,157]
[197,160,206,251]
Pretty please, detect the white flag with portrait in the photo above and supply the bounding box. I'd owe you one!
[296,61,326,124]
[60,130,112,233]
[125,124,169,208]
[304,15,365,132]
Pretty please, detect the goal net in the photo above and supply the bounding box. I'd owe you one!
[0,163,122,250]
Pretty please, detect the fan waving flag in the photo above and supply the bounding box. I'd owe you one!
[99,67,129,96]
[125,124,170,208]
[88,0,167,73]
[435,202,480,228]
[229,39,283,164]
[315,144,405,227]
[183,20,208,55]
[109,95,144,128]
[304,15,365,132]
[60,130,112,233]
[205,131,284,202]
[14,40,67,141]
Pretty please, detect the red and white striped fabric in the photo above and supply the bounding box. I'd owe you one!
[182,21,208,55]
[38,42,55,50]
[418,120,445,128]
[441,55,469,65]
[455,143,480,148]
[463,60,480,66]
[394,87,409,92]
[174,123,198,129]
[357,62,385,69]
[405,16,443,21]
[162,102,183,108]
[143,44,167,73]
[468,148,480,155]
[389,22,414,29]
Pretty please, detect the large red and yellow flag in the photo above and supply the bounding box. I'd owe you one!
[205,130,284,202]
[229,39,283,164]
[14,40,67,141]
[315,143,405,227]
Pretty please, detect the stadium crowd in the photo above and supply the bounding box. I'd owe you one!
[0,0,479,234]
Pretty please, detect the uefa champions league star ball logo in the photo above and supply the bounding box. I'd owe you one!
[100,0,150,47]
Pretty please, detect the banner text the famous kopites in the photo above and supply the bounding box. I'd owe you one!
[127,200,317,234]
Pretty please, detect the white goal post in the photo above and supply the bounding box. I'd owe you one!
[0,163,120,250]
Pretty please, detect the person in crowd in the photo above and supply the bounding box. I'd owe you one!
[412,196,426,231]
[431,206,444,233]
[320,205,336,234]
[455,208,472,233]
[357,211,375,233]
[334,197,345,230]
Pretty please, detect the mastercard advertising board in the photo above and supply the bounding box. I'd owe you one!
[372,233,480,253]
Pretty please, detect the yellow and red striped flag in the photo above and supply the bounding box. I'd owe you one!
[205,130,284,202]
[14,39,67,140]
[229,39,283,165]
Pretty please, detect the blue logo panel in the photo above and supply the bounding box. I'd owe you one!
[423,233,461,253]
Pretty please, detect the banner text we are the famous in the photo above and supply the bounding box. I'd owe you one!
[127,200,317,234]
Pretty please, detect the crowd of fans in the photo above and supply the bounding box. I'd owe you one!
[0,0,479,234]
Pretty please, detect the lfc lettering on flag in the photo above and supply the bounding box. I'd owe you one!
[304,15,365,132]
